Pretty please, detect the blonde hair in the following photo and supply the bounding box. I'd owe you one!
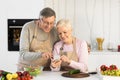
[56,19,72,30]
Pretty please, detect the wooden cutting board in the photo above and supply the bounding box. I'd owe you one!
[61,72,90,78]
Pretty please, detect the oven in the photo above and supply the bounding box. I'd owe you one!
[8,19,34,51]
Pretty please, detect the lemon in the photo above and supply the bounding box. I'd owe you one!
[6,73,12,80]
[12,73,18,78]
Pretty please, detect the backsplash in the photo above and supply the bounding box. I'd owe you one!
[44,0,120,51]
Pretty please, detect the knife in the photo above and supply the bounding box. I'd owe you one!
[88,71,97,74]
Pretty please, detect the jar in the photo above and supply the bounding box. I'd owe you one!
[118,45,120,52]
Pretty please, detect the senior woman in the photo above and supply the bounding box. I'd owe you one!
[50,19,88,72]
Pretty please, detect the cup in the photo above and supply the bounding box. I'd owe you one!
[54,54,60,60]
[96,38,104,51]
[107,42,113,50]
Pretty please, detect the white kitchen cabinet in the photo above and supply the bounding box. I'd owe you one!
[88,51,120,71]
[0,51,120,74]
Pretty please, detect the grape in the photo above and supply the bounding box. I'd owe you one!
[100,64,120,76]
[101,69,120,76]
[115,70,120,76]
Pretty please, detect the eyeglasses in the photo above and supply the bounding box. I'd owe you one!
[41,19,55,26]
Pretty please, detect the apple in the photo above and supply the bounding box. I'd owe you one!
[100,65,109,71]
[109,64,118,70]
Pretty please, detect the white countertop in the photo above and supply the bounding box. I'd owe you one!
[1,52,120,80]
[34,71,101,80]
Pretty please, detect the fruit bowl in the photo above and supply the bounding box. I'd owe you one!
[97,64,120,80]
[25,66,43,76]
[97,71,120,80]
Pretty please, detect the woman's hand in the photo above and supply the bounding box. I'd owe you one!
[60,55,70,64]
[51,59,62,68]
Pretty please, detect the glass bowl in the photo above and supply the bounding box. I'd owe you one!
[24,66,43,76]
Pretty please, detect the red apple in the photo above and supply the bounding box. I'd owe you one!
[100,65,109,71]
[109,64,118,70]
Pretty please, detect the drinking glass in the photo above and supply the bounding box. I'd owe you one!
[96,38,104,51]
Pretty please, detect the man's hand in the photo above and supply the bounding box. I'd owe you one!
[41,52,52,59]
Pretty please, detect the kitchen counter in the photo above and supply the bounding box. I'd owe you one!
[1,51,120,80]
[34,71,101,80]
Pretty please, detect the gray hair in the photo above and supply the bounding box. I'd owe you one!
[39,7,56,18]
[56,19,72,30]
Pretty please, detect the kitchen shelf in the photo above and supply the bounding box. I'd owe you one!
[90,50,120,55]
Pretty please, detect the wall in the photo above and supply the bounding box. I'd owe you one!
[0,0,44,71]
[0,0,120,72]
[88,52,120,71]
[44,0,120,50]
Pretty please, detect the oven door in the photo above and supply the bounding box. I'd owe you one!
[8,19,34,51]
[8,26,22,51]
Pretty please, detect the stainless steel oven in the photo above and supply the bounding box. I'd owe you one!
[8,19,34,51]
